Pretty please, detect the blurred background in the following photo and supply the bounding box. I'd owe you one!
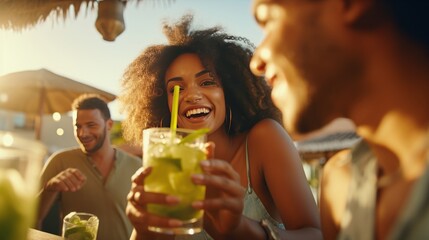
[0,0,261,153]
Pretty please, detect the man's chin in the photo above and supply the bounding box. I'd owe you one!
[80,145,92,154]
[283,111,327,135]
[282,112,301,135]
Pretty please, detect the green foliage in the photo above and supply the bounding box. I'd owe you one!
[110,121,125,145]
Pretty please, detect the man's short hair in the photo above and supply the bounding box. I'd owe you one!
[72,94,111,120]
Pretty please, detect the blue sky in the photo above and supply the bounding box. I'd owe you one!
[0,0,261,120]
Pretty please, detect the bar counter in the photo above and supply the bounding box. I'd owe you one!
[28,228,64,240]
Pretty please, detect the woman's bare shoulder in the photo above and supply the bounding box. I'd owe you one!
[247,118,292,143]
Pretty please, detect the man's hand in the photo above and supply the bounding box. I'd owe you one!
[44,168,87,192]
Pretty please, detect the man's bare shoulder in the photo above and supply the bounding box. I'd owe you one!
[324,149,352,176]
[320,148,353,238]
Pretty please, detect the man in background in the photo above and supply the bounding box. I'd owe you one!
[37,94,141,240]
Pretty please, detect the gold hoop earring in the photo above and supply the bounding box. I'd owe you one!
[159,117,165,127]
[160,115,171,128]
[226,107,232,134]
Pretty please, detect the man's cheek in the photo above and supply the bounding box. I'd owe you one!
[271,80,288,110]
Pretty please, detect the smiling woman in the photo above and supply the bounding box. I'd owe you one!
[120,13,322,240]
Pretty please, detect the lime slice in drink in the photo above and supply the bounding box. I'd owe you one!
[153,157,182,170]
[179,128,210,145]
[165,203,201,220]
[169,171,194,194]
[64,227,94,240]
[145,157,181,193]
[68,214,81,225]
[87,216,98,227]
[64,216,96,240]
[170,145,205,171]
[64,225,86,236]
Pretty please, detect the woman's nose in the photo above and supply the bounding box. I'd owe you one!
[250,48,266,76]
[183,88,203,103]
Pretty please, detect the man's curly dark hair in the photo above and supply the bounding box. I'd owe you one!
[119,14,282,145]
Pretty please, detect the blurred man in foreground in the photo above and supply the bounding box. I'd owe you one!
[250,0,429,239]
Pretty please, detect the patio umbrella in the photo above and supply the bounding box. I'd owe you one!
[0,0,173,41]
[0,68,116,140]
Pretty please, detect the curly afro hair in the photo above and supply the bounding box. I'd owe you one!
[119,14,282,145]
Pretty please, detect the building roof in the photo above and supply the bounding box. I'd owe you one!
[295,131,361,163]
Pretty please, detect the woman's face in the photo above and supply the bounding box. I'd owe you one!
[164,53,226,133]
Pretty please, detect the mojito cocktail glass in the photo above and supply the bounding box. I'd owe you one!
[143,128,207,235]
[62,212,99,240]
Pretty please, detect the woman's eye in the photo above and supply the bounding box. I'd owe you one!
[201,80,218,86]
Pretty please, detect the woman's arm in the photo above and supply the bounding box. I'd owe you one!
[193,119,323,239]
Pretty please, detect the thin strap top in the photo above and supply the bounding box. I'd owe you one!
[175,136,284,240]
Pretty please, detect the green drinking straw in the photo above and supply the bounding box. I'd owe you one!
[170,85,180,134]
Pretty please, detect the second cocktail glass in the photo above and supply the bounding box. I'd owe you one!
[62,212,99,240]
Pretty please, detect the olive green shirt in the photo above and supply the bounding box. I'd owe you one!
[40,147,141,240]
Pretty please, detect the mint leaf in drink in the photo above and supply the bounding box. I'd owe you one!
[179,128,210,145]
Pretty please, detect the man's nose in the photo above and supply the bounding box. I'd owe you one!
[77,127,88,137]
[250,48,266,76]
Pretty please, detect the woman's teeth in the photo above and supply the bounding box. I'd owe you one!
[186,108,210,118]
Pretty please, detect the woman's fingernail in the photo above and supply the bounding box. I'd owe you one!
[142,167,152,174]
[134,192,141,202]
[192,174,204,184]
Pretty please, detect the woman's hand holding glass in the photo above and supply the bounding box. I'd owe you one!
[126,142,246,237]
[126,167,182,239]
[192,157,246,236]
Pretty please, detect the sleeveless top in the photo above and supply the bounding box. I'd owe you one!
[176,137,285,240]
[338,139,429,240]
